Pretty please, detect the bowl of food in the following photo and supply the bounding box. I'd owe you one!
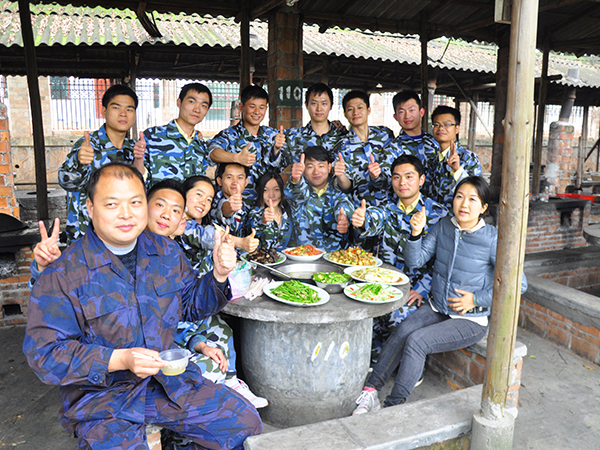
[241,248,286,266]
[283,245,324,262]
[312,271,351,294]
[159,348,192,376]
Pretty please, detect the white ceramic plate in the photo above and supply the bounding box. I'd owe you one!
[241,251,287,266]
[283,246,325,262]
[263,281,330,307]
[323,253,382,268]
[344,266,410,285]
[343,283,404,304]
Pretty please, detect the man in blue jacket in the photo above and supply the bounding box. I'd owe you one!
[24,163,261,450]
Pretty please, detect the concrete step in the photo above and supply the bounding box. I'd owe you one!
[244,385,483,450]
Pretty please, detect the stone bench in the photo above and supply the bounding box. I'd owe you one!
[244,385,482,450]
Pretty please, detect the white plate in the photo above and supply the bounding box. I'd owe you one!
[283,246,325,262]
[344,266,410,285]
[241,251,287,266]
[343,283,404,304]
[263,281,330,307]
[323,253,382,268]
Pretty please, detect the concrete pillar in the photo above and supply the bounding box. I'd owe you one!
[471,410,515,450]
[546,121,574,194]
[267,8,303,129]
[0,103,20,219]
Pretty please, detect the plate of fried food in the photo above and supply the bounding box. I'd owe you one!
[344,267,409,286]
[324,246,382,267]
[283,244,325,262]
[241,248,286,266]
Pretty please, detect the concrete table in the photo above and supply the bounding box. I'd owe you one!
[223,262,409,427]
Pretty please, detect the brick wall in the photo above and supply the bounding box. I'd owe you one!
[426,337,526,413]
[546,121,575,194]
[519,298,600,365]
[538,265,600,291]
[0,103,20,218]
[0,247,33,326]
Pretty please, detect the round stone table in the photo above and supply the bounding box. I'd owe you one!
[223,262,409,427]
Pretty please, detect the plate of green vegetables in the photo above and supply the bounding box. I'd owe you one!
[263,280,330,307]
[343,283,404,304]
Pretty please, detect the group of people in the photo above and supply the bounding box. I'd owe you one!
[23,79,527,449]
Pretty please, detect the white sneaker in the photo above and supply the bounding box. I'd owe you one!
[225,377,269,409]
[352,389,381,415]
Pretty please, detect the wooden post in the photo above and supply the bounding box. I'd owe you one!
[576,105,589,189]
[532,39,550,196]
[420,14,429,132]
[468,92,479,151]
[240,2,251,91]
[18,0,48,220]
[483,0,538,422]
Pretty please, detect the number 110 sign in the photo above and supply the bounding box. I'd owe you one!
[276,80,303,107]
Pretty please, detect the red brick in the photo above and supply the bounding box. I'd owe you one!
[545,323,570,346]
[573,322,600,338]
[469,360,485,384]
[570,336,600,363]
[529,302,547,313]
[522,314,547,336]
[0,275,30,284]
[548,310,573,326]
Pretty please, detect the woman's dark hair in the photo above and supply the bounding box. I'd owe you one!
[254,171,290,213]
[182,175,215,225]
[453,176,490,217]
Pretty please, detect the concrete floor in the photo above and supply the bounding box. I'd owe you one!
[1,325,598,449]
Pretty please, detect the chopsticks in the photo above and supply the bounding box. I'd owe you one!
[132,351,164,362]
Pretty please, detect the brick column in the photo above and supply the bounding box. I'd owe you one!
[546,121,574,194]
[0,103,19,219]
[267,9,303,129]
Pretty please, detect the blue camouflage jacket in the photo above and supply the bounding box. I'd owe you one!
[357,194,448,298]
[23,228,230,433]
[58,125,135,244]
[174,220,215,277]
[382,131,440,200]
[209,122,286,201]
[283,121,347,166]
[432,142,483,207]
[332,125,394,208]
[285,177,355,252]
[210,190,250,237]
[142,119,213,187]
[245,206,293,251]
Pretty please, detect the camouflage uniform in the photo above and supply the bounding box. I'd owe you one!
[58,125,135,244]
[142,119,213,187]
[332,125,394,208]
[285,177,354,252]
[356,194,448,361]
[23,229,261,449]
[432,142,482,207]
[382,131,440,200]
[210,190,250,238]
[175,315,235,385]
[245,206,293,251]
[209,122,286,201]
[174,220,215,277]
[282,121,347,166]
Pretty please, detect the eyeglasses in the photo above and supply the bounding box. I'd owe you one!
[432,122,457,129]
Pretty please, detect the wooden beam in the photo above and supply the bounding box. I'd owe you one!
[252,0,285,19]
[532,38,550,196]
[240,2,251,90]
[552,3,600,33]
[421,14,429,133]
[468,91,478,151]
[18,0,48,221]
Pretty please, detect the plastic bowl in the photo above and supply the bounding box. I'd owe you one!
[313,273,351,294]
[159,349,191,376]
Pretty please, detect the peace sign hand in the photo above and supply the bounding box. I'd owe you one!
[33,218,61,271]
[447,141,461,172]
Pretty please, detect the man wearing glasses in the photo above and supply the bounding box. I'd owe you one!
[430,105,482,207]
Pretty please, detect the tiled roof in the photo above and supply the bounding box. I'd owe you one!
[2,0,600,88]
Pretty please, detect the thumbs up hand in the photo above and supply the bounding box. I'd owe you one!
[368,154,381,179]
[133,131,146,160]
[241,228,259,253]
[337,206,349,234]
[263,198,276,224]
[77,132,94,165]
[274,125,286,152]
[410,207,427,236]
[352,199,367,228]
[235,143,256,167]
[291,154,305,183]
[447,141,461,172]
[334,152,346,179]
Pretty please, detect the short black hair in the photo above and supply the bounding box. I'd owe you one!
[240,84,268,104]
[86,162,144,202]
[305,83,334,105]
[342,90,370,110]
[431,105,461,125]
[304,145,331,163]
[147,179,185,203]
[179,82,213,107]
[391,154,425,177]
[392,89,421,111]
[102,84,138,109]
[216,162,250,180]
[454,176,490,217]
